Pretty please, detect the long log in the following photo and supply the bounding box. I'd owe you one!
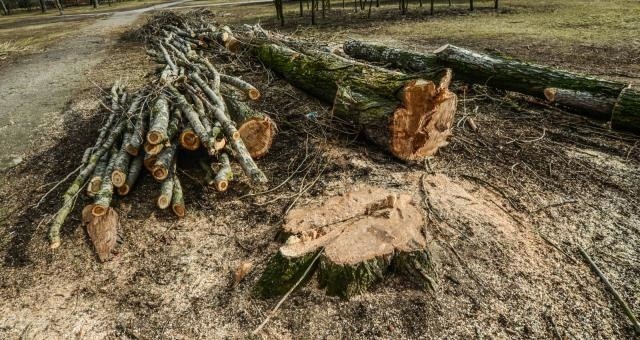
[248,41,457,160]
[344,41,640,127]
[343,39,441,74]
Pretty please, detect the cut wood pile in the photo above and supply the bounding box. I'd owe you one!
[48,17,277,256]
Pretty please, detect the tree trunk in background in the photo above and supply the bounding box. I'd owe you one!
[469,0,473,11]
[0,0,8,15]
[494,0,498,9]
[54,0,64,14]
[93,0,98,9]
[39,0,47,13]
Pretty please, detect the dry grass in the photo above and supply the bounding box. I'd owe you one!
[0,20,93,61]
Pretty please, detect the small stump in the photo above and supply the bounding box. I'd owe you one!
[255,187,435,299]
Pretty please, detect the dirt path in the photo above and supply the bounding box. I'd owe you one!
[0,0,186,170]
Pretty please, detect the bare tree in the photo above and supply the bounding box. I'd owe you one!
[39,0,47,13]
[0,0,8,15]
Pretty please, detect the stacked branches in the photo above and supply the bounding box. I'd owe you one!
[49,16,276,251]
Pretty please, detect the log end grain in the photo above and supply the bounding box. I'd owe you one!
[179,129,201,150]
[238,116,277,159]
[111,170,127,188]
[389,76,457,161]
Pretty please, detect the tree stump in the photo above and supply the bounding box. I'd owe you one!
[255,187,435,299]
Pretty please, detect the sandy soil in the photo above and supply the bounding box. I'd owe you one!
[1,7,639,340]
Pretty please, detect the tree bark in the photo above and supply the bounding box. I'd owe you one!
[214,152,233,191]
[343,39,441,74]
[39,0,46,13]
[247,40,457,160]
[147,94,170,145]
[117,154,143,196]
[344,41,631,122]
[544,88,616,118]
[171,174,185,217]
[611,85,640,133]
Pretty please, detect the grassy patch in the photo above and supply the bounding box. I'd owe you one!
[0,20,92,60]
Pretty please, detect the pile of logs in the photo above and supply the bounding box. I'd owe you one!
[48,20,276,252]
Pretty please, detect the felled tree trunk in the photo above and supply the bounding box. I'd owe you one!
[343,39,441,74]
[612,85,640,133]
[255,187,435,299]
[345,41,640,127]
[248,41,457,161]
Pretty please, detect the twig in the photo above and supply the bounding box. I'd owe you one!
[578,245,640,335]
[252,249,323,335]
[33,165,82,209]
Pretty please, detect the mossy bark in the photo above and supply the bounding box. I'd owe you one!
[49,119,127,248]
[171,174,185,217]
[343,39,441,74]
[612,85,640,133]
[254,251,320,298]
[250,42,456,160]
[147,94,170,145]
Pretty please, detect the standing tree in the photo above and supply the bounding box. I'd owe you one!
[39,0,47,13]
[0,0,8,15]
[93,0,98,9]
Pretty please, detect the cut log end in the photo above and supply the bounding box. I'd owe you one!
[215,179,229,192]
[544,87,558,102]
[125,144,140,157]
[91,204,108,217]
[111,170,127,188]
[147,131,165,145]
[238,117,276,159]
[143,155,158,172]
[179,130,201,150]
[88,177,102,196]
[157,195,171,209]
[144,142,164,156]
[389,78,457,161]
[248,88,261,101]
[213,137,227,151]
[172,204,186,217]
[117,184,130,196]
[152,167,169,181]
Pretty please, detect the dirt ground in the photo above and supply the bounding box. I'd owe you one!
[1,2,639,339]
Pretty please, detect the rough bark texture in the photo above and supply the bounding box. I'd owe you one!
[255,187,435,299]
[223,92,276,159]
[432,44,624,119]
[214,153,233,192]
[171,174,186,217]
[118,154,144,196]
[153,143,177,181]
[147,94,170,145]
[157,165,175,209]
[92,148,119,217]
[49,119,127,248]
[220,74,261,100]
[611,85,640,133]
[544,88,616,117]
[111,131,133,188]
[343,39,441,74]
[250,41,457,160]
[87,153,109,197]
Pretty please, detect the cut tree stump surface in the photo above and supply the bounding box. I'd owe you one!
[256,186,435,299]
